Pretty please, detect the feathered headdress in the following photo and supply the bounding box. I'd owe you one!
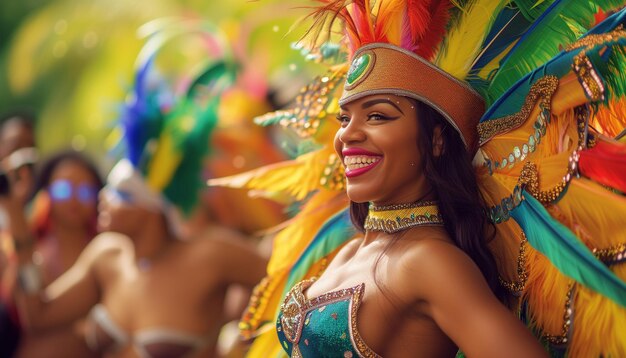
[109,19,236,220]
[212,1,626,357]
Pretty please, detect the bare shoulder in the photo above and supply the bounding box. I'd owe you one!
[188,226,250,250]
[392,229,484,297]
[183,226,259,262]
[82,232,132,261]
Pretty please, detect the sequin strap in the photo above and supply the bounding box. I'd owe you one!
[280,279,382,358]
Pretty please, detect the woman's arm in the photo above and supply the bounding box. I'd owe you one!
[13,234,114,333]
[403,239,547,358]
[203,228,268,288]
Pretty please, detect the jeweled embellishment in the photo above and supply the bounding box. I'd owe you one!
[345,52,374,89]
[365,201,443,234]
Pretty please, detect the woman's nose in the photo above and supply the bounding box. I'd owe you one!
[338,118,366,143]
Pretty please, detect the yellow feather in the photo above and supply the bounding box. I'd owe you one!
[592,99,626,138]
[241,191,350,349]
[436,0,507,79]
[146,133,182,192]
[267,190,349,274]
[569,267,626,357]
[374,0,405,45]
[207,146,339,201]
[476,40,517,80]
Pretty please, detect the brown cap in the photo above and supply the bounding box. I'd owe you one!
[339,43,485,153]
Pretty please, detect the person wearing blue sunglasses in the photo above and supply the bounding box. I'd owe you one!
[48,179,98,205]
[2,150,102,358]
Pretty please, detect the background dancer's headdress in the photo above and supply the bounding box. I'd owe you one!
[108,19,235,230]
[212,1,626,357]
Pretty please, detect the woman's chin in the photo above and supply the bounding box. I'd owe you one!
[346,187,375,204]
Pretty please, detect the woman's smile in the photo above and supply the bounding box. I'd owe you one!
[342,148,383,178]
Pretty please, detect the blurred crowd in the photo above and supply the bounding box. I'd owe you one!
[0,4,309,357]
[0,108,280,358]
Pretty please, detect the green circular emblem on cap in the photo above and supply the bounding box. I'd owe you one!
[346,52,374,89]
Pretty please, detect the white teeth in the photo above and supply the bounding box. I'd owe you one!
[343,155,381,170]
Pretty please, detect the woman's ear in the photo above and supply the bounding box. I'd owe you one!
[432,125,445,157]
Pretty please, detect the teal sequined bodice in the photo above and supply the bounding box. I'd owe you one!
[276,279,381,358]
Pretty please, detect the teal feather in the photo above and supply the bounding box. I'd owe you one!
[511,192,626,308]
[283,208,355,297]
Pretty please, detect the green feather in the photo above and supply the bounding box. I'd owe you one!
[511,0,553,21]
[161,62,236,215]
[487,0,626,105]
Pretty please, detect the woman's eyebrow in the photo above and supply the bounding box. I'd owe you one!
[361,98,404,114]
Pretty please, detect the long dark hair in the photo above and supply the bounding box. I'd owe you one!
[349,100,505,302]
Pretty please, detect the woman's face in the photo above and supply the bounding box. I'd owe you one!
[334,94,431,206]
[48,160,99,229]
[97,186,146,236]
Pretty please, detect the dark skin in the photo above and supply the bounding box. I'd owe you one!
[303,94,548,357]
[13,189,268,357]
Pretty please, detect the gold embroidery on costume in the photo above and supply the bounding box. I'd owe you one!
[279,279,381,358]
[543,283,576,346]
[254,70,344,139]
[499,233,529,295]
[573,53,605,102]
[477,76,559,145]
[593,242,626,266]
[565,26,626,52]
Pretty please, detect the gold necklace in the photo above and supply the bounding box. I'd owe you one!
[364,200,443,234]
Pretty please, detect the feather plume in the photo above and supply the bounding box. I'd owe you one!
[207,147,338,201]
[591,99,626,137]
[416,0,453,59]
[284,208,356,294]
[305,0,452,58]
[487,0,626,103]
[511,192,626,308]
[579,137,626,193]
[436,0,508,80]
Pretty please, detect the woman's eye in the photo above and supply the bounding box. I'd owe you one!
[336,114,350,125]
[368,113,388,121]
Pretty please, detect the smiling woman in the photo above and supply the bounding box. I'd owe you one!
[231,1,626,357]
[271,1,551,354]
[277,83,545,356]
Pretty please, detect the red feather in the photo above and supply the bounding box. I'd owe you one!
[406,0,433,45]
[416,0,452,60]
[579,137,626,193]
[304,0,452,60]
[351,0,375,44]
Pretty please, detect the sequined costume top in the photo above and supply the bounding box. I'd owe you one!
[276,279,382,358]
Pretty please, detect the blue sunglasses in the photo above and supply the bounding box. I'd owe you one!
[49,179,98,204]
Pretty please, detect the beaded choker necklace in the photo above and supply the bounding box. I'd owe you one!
[364,201,443,234]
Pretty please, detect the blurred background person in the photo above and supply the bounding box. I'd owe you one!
[0,111,38,358]
[2,149,102,357]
